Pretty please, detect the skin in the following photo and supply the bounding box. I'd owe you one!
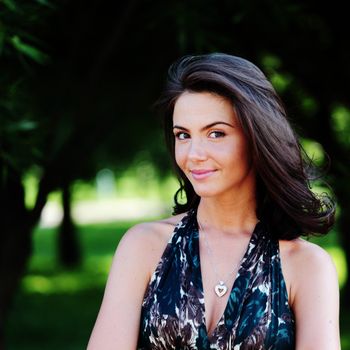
[87,92,340,349]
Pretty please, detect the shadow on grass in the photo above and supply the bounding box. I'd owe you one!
[6,287,103,350]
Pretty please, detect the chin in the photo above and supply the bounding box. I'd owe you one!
[192,186,224,198]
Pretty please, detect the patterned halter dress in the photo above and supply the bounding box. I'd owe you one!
[137,208,295,349]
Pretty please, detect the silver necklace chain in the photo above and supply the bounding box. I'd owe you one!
[197,218,238,297]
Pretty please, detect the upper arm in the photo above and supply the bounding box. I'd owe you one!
[87,224,153,350]
[292,241,340,350]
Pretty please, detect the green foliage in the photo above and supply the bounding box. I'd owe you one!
[260,53,293,93]
[10,35,50,64]
[300,138,325,166]
[331,105,350,146]
[3,0,18,12]
[0,0,54,178]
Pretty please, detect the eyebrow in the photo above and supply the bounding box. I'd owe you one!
[172,121,235,132]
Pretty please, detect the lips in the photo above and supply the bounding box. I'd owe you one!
[190,169,217,180]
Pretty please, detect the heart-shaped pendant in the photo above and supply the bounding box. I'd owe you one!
[214,281,227,297]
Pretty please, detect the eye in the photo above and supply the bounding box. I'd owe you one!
[209,131,225,138]
[175,131,190,140]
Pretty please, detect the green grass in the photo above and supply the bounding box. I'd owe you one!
[5,221,350,349]
[5,221,132,350]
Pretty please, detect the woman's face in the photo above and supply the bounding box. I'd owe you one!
[173,91,255,199]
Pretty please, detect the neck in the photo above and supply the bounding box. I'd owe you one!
[196,191,258,235]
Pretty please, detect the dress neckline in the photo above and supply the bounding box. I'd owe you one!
[189,208,262,339]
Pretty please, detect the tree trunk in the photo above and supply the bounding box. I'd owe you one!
[58,183,81,267]
[0,165,31,349]
[0,162,53,348]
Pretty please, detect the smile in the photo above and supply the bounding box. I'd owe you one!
[190,169,217,180]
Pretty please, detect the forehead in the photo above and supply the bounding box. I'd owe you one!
[173,91,236,125]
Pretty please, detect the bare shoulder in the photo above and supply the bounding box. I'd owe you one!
[87,211,190,349]
[117,211,189,277]
[280,238,340,348]
[120,211,188,248]
[279,237,338,306]
[280,237,336,271]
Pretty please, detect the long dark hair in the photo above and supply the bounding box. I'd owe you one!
[156,53,335,239]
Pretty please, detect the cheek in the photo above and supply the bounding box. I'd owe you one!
[234,141,251,168]
[175,144,186,169]
[223,138,249,166]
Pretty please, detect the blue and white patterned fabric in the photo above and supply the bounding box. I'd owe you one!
[138,208,295,349]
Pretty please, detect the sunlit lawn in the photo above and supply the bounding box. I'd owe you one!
[5,219,350,349]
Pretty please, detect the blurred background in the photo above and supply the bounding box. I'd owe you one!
[1,0,349,349]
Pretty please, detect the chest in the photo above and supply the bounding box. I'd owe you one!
[139,231,295,349]
[198,234,252,336]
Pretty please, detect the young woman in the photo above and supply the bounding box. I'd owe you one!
[87,53,340,349]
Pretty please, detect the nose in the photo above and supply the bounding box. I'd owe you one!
[188,138,207,161]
